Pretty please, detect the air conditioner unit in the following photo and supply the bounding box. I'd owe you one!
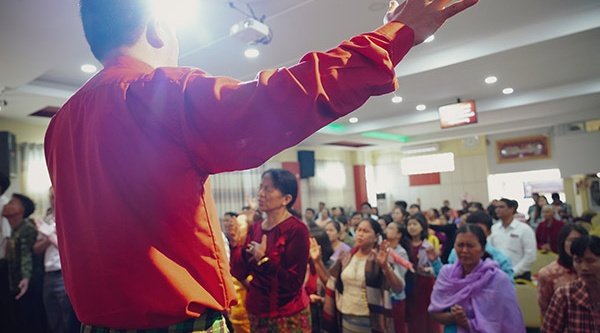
[401,143,439,155]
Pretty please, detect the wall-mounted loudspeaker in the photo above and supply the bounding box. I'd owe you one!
[0,131,17,178]
[297,150,315,179]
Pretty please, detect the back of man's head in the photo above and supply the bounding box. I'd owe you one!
[0,172,10,195]
[12,193,35,219]
[80,0,152,62]
[466,211,493,234]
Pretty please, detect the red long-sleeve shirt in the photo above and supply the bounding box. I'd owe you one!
[230,217,309,317]
[44,22,414,329]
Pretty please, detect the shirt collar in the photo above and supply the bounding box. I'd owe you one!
[102,55,155,73]
[500,219,518,230]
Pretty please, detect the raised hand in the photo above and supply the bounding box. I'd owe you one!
[384,0,479,45]
[309,237,322,261]
[376,240,391,266]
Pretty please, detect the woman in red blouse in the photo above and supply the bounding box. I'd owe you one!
[230,169,310,332]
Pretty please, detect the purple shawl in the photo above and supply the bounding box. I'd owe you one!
[428,259,525,333]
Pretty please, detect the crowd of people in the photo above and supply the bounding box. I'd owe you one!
[218,177,600,333]
[3,169,600,333]
[5,0,599,332]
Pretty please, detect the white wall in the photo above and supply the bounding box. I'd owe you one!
[554,131,600,176]
[487,127,600,177]
[368,138,490,213]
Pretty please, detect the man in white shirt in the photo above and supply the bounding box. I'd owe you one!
[490,198,537,280]
[0,172,12,333]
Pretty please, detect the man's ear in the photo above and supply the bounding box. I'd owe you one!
[146,18,165,49]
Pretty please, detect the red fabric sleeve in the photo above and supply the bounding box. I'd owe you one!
[127,23,414,174]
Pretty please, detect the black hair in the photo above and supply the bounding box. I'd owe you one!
[224,211,238,218]
[305,208,316,215]
[395,200,408,210]
[310,229,334,265]
[326,220,342,233]
[466,211,493,232]
[335,215,348,225]
[500,198,518,211]
[407,213,428,240]
[455,224,492,261]
[0,172,10,195]
[429,208,441,219]
[80,0,152,61]
[351,212,362,218]
[409,204,421,211]
[440,206,451,216]
[389,222,412,256]
[332,206,346,216]
[379,214,393,226]
[487,202,498,220]
[392,206,408,223]
[468,202,484,212]
[360,202,372,209]
[261,169,298,213]
[557,224,589,268]
[551,192,560,201]
[12,193,35,219]
[571,235,600,258]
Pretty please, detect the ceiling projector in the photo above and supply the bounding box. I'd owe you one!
[230,18,271,43]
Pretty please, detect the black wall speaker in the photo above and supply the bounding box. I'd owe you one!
[0,131,17,177]
[297,150,315,179]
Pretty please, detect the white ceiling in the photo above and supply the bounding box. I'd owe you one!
[1,0,599,148]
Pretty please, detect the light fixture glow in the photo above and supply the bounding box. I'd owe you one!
[151,0,199,28]
[244,47,260,58]
[502,87,514,95]
[80,64,97,74]
[323,123,346,133]
[361,131,409,142]
[416,104,426,111]
[424,35,435,43]
[485,76,498,84]
[349,117,359,124]
[391,96,403,103]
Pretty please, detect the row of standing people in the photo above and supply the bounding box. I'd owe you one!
[0,174,79,333]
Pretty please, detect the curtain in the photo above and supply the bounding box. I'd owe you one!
[19,143,51,218]
[305,160,351,212]
[210,161,281,217]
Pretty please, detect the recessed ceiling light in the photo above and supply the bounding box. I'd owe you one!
[416,104,426,111]
[244,47,260,58]
[484,76,498,84]
[424,35,435,43]
[80,64,97,73]
[391,96,403,103]
[349,117,359,124]
[502,87,514,95]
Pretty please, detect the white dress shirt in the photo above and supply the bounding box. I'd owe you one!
[490,218,537,276]
[38,212,62,272]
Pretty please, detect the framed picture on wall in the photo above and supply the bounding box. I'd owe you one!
[496,135,551,163]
